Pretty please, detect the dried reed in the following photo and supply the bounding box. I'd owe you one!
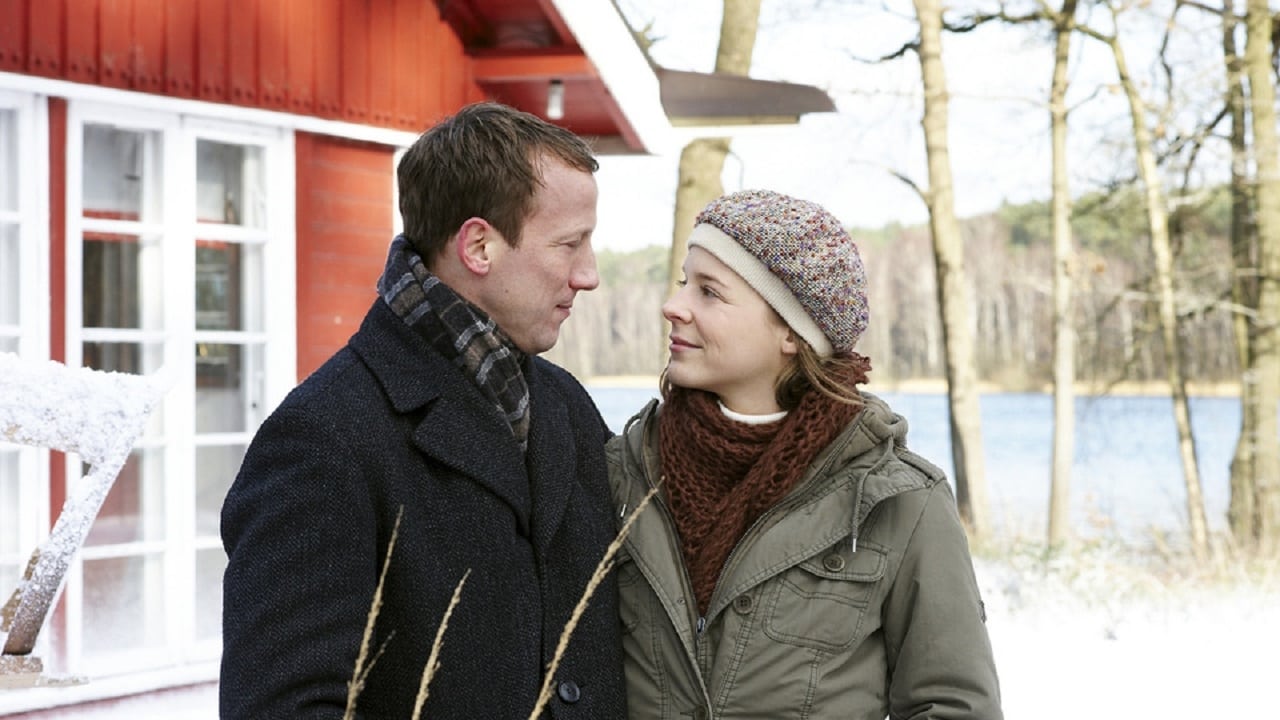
[343,506,404,720]
[410,569,471,720]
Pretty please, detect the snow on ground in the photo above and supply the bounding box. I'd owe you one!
[979,546,1279,720]
[8,547,1276,719]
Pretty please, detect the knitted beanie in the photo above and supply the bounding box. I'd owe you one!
[689,189,869,356]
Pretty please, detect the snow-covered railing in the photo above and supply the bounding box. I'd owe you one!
[0,353,166,688]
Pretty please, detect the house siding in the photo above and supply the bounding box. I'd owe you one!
[294,132,395,381]
[2,0,483,133]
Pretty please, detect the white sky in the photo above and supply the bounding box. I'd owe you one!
[594,0,1230,252]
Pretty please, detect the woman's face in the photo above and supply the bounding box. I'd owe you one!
[663,246,797,414]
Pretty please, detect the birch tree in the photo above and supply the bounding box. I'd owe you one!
[1079,3,1210,562]
[1047,0,1080,549]
[1240,0,1280,552]
[910,0,992,539]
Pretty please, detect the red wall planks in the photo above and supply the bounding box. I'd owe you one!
[2,0,482,133]
[27,0,62,77]
[132,0,165,93]
[98,0,132,88]
[64,0,98,84]
[284,0,315,114]
[339,0,369,124]
[227,0,257,105]
[294,132,394,381]
[312,0,342,117]
[196,0,228,102]
[164,0,196,97]
[0,0,28,72]
[256,0,286,109]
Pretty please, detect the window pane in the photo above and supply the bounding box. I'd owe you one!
[82,125,150,218]
[82,232,163,330]
[196,242,237,330]
[0,108,16,211]
[196,343,264,432]
[81,553,166,657]
[195,548,226,641]
[195,444,244,536]
[86,448,166,547]
[197,140,265,229]
[1,448,19,556]
[1,224,17,326]
[82,340,164,375]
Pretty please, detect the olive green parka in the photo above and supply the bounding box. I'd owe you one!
[605,392,1002,720]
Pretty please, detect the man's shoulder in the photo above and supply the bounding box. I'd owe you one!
[280,346,371,411]
[531,356,591,400]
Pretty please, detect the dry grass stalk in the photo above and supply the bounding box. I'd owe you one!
[526,485,659,720]
[410,568,472,720]
[343,506,404,720]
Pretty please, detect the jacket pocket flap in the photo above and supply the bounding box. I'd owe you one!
[798,541,886,582]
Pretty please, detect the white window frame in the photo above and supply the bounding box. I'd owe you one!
[0,88,51,652]
[57,100,296,678]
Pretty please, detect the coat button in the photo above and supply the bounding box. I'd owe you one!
[823,553,846,572]
[557,680,581,704]
[692,707,709,720]
[732,594,754,614]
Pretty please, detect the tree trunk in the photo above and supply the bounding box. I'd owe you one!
[1048,0,1079,549]
[665,0,762,305]
[1224,0,1259,543]
[668,139,732,302]
[1104,28,1211,562]
[912,0,991,539]
[1244,0,1280,552]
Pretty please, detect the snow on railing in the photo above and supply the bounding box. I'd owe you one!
[0,353,166,688]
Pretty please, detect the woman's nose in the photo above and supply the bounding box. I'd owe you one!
[662,293,689,324]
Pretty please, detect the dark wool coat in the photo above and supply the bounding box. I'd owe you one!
[220,299,626,719]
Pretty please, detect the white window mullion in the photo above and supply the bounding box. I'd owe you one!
[263,128,296,405]
[60,101,88,673]
[165,123,198,661]
[23,94,48,362]
[1,90,50,623]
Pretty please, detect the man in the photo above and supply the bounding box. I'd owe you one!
[220,102,624,719]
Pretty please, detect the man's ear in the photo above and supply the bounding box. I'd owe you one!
[455,217,492,276]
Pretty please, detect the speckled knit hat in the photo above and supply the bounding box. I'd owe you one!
[689,189,868,357]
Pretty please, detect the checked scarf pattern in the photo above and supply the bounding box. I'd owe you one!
[377,235,531,452]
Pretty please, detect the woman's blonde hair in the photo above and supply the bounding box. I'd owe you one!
[773,338,864,411]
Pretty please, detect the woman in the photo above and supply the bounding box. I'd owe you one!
[606,189,1002,719]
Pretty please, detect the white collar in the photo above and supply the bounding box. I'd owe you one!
[719,402,788,425]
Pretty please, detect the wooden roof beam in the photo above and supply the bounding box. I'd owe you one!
[470,49,596,83]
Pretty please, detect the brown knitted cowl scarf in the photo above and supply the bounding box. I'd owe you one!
[658,355,871,615]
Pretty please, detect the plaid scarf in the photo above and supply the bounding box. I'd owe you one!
[377,235,531,451]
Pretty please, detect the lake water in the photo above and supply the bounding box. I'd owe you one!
[586,383,1254,541]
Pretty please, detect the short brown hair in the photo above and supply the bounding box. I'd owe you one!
[397,102,599,261]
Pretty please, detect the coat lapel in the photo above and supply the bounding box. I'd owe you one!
[351,300,532,533]
[524,362,576,556]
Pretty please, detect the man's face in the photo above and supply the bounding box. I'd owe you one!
[478,158,600,355]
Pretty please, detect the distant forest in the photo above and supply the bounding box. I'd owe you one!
[545,186,1239,389]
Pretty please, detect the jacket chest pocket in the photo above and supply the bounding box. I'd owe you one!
[762,541,887,652]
